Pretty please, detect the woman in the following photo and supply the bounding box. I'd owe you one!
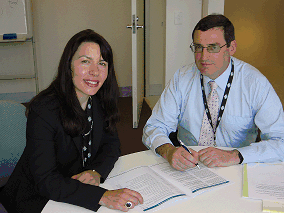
[0,29,143,212]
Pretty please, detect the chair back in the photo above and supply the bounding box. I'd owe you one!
[0,100,26,187]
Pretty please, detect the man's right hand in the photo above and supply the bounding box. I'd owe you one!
[155,143,198,171]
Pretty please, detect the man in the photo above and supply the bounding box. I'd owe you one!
[142,14,284,171]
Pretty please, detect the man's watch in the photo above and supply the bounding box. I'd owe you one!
[238,151,244,164]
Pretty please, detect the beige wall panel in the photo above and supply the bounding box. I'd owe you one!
[32,0,131,91]
[225,0,284,104]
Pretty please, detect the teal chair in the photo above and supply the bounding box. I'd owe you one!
[0,100,26,187]
[0,100,27,212]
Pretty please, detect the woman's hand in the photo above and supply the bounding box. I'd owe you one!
[99,188,143,212]
[71,170,101,186]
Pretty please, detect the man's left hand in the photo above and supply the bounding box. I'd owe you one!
[71,170,101,186]
[198,147,240,167]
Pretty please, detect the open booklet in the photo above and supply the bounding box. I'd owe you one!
[104,162,229,211]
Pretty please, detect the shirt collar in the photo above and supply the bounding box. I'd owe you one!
[203,58,232,91]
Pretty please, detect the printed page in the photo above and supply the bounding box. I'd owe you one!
[246,163,284,202]
[150,162,229,194]
[105,165,190,212]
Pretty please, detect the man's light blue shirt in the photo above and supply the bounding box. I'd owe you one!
[142,57,284,163]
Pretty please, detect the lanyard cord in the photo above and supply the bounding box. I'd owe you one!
[200,59,235,139]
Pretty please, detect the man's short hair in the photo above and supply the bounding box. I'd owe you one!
[192,14,235,47]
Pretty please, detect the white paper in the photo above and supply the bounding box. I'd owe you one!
[247,163,284,202]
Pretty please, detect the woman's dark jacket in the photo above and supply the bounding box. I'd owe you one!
[0,95,121,212]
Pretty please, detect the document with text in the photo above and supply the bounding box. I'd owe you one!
[243,163,284,202]
[105,162,229,212]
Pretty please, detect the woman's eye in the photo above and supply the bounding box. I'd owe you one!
[81,60,90,64]
[99,62,107,66]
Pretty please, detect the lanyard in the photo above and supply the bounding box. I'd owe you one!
[200,59,235,140]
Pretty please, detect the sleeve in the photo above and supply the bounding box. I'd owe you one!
[142,70,182,154]
[26,108,107,212]
[237,78,284,163]
[85,130,121,182]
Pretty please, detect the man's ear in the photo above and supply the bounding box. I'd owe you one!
[229,40,237,56]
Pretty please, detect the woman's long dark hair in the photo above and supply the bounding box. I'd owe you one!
[26,29,119,137]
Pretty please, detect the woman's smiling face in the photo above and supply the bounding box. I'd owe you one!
[72,42,108,103]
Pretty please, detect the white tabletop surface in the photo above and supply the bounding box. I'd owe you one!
[42,147,263,213]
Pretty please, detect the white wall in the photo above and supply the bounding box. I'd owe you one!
[202,0,224,17]
[32,0,99,91]
[208,0,224,15]
[145,0,166,97]
[31,1,210,93]
[164,0,226,85]
[32,0,131,91]
[165,0,202,85]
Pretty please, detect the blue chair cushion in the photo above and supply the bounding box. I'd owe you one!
[0,100,26,187]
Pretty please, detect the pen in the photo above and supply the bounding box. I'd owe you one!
[178,140,200,169]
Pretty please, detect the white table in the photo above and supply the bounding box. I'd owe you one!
[42,147,263,213]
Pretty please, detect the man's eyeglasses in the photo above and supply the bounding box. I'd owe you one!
[190,43,227,53]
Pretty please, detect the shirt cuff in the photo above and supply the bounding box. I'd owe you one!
[236,146,254,164]
[237,142,282,164]
[151,135,173,155]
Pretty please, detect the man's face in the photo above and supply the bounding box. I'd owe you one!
[193,27,235,79]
